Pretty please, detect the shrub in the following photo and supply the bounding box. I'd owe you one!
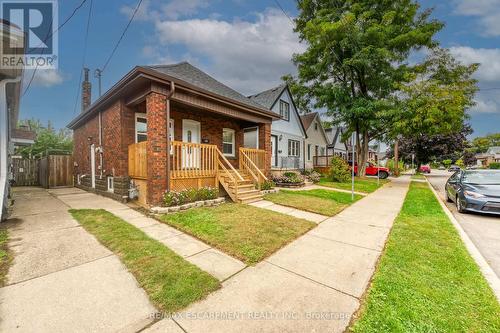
[328,156,351,183]
[490,162,500,169]
[456,159,465,169]
[272,172,304,184]
[306,171,321,183]
[442,159,453,168]
[163,186,219,207]
[260,180,275,190]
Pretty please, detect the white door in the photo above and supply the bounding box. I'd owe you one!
[182,120,201,168]
[90,144,96,188]
[271,135,278,168]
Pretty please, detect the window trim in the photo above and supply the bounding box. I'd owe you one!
[135,113,147,143]
[279,100,290,121]
[288,139,300,157]
[222,128,236,157]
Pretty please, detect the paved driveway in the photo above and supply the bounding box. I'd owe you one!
[427,170,500,278]
[1,187,156,333]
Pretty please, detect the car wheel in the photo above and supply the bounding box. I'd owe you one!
[446,191,453,203]
[378,171,389,179]
[456,196,467,213]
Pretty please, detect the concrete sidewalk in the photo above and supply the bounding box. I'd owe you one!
[1,187,156,333]
[150,176,410,333]
[250,200,329,223]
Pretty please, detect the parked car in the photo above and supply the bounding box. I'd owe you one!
[448,165,461,172]
[349,161,390,179]
[419,165,431,173]
[445,170,500,215]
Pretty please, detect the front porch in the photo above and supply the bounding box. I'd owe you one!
[125,91,272,207]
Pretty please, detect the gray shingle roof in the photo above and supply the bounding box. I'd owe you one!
[146,62,266,110]
[487,146,500,155]
[300,112,318,131]
[248,84,287,110]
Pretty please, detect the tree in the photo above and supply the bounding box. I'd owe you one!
[470,133,500,153]
[292,0,443,176]
[391,123,473,168]
[16,119,73,158]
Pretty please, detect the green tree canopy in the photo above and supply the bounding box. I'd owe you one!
[16,119,73,158]
[292,0,443,175]
[470,133,500,153]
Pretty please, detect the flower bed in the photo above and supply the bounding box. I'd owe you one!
[272,171,305,188]
[151,197,225,214]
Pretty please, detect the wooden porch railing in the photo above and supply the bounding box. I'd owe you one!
[239,148,267,188]
[129,141,148,179]
[171,141,217,179]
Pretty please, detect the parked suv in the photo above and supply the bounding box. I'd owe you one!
[348,161,390,179]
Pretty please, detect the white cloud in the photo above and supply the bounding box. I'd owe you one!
[453,0,500,36]
[152,9,305,94]
[449,46,500,114]
[120,0,208,21]
[30,69,65,87]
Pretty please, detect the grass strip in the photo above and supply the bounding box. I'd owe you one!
[318,177,389,194]
[70,209,220,313]
[159,203,315,265]
[264,189,362,216]
[0,227,12,287]
[351,182,500,332]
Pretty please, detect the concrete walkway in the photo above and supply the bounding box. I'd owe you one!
[1,187,156,333]
[249,200,329,223]
[52,188,246,281]
[148,176,411,333]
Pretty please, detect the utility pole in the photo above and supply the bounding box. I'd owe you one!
[94,69,102,97]
[351,132,356,201]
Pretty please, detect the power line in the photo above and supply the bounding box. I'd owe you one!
[101,0,143,72]
[73,0,94,115]
[22,0,89,97]
[273,0,294,25]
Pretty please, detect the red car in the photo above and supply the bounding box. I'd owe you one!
[349,162,390,179]
[419,165,431,173]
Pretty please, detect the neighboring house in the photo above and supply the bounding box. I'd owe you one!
[325,126,349,160]
[476,147,500,167]
[300,112,329,170]
[249,84,307,170]
[0,20,23,221]
[68,62,278,207]
[11,125,36,156]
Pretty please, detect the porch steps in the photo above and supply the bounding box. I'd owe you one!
[218,170,263,204]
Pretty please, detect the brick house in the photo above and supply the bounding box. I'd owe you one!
[67,62,278,207]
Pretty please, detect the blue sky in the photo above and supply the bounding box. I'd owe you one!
[20,0,500,137]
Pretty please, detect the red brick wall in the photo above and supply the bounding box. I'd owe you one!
[259,122,272,176]
[146,92,168,206]
[73,115,99,176]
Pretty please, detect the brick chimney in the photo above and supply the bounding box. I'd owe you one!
[81,68,91,113]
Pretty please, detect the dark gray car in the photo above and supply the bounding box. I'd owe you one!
[445,170,500,215]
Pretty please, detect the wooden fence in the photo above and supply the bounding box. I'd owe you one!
[11,158,39,186]
[39,155,74,188]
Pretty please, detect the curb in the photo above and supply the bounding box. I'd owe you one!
[427,182,500,303]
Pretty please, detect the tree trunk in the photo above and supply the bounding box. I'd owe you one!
[356,130,369,177]
[394,140,400,177]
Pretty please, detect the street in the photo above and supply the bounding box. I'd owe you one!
[426,170,500,278]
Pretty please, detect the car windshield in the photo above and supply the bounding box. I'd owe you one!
[462,171,500,185]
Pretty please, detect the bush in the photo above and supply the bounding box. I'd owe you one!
[163,186,219,207]
[260,180,275,190]
[490,162,500,169]
[306,171,321,183]
[272,171,304,184]
[442,159,452,168]
[456,159,465,169]
[328,156,351,183]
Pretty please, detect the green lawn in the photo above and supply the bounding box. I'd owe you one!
[70,209,220,312]
[0,227,11,287]
[411,173,426,180]
[264,189,362,216]
[350,182,500,332]
[158,203,315,264]
[318,177,389,194]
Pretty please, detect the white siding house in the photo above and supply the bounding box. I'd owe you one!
[249,85,307,170]
[300,113,329,169]
[325,126,349,159]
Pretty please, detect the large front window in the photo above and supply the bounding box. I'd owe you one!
[223,128,235,157]
[288,140,300,157]
[135,113,147,143]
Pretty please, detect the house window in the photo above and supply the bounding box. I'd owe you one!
[279,100,290,121]
[315,122,318,130]
[135,113,147,143]
[288,140,300,157]
[307,144,311,161]
[320,147,325,156]
[223,128,235,157]
[107,176,114,192]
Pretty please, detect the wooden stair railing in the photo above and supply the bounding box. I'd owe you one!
[215,147,245,202]
[239,148,268,189]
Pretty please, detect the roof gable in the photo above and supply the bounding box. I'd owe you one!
[248,84,287,110]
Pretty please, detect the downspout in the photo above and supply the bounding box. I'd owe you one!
[165,82,175,192]
[0,77,21,222]
[98,111,103,179]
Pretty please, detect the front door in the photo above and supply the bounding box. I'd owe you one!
[182,120,201,168]
[243,127,259,149]
[271,135,278,168]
